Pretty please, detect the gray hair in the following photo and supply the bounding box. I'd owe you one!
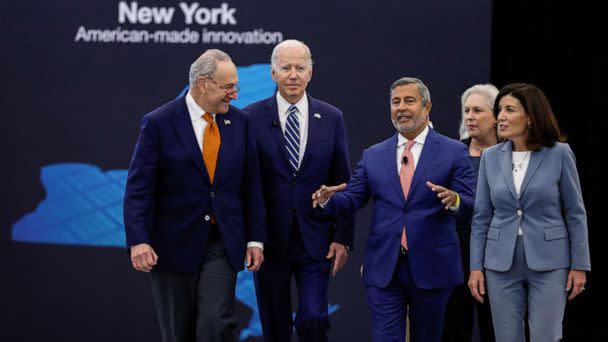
[271,39,313,71]
[458,84,499,140]
[390,77,431,107]
[189,49,232,87]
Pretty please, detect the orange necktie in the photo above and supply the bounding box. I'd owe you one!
[202,113,221,184]
[400,140,415,250]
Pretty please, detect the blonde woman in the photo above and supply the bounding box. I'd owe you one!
[443,84,498,342]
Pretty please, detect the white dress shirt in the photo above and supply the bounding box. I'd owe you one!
[186,91,213,153]
[185,91,263,250]
[512,150,531,236]
[276,92,309,166]
[396,125,459,211]
[396,125,429,173]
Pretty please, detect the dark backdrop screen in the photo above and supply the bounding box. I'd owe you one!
[1,1,491,340]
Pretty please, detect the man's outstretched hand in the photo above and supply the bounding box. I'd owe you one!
[312,183,347,208]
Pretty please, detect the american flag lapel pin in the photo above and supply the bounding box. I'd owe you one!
[314,113,321,119]
[224,119,231,125]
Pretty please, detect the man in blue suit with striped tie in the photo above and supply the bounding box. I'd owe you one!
[244,40,353,342]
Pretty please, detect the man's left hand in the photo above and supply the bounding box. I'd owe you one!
[246,247,264,271]
[326,242,349,277]
[426,181,458,210]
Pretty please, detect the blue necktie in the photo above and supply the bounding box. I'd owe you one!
[285,105,300,177]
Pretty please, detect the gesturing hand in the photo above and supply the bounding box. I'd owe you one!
[426,181,458,210]
[312,183,347,208]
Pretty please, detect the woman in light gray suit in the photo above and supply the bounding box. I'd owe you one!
[468,83,590,342]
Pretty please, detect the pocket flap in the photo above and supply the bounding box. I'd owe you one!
[487,227,501,240]
[544,226,567,240]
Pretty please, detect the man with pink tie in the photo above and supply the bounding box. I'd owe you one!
[313,77,476,342]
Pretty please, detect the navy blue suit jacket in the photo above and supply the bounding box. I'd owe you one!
[124,97,266,273]
[325,129,476,289]
[244,94,353,259]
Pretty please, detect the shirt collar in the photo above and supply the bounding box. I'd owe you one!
[186,91,214,122]
[277,92,308,117]
[397,124,430,147]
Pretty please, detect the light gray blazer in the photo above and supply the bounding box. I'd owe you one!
[470,141,591,272]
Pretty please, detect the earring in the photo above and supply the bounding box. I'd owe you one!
[527,120,531,127]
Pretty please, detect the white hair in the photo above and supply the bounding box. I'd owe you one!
[458,84,499,140]
[270,39,313,70]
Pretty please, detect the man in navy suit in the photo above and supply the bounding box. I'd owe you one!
[244,40,353,342]
[313,77,476,342]
[124,49,266,342]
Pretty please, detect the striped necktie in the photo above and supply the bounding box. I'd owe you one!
[284,105,300,177]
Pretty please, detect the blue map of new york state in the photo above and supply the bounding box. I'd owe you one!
[12,64,339,341]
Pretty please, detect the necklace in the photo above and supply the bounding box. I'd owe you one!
[511,151,531,173]
[470,141,485,151]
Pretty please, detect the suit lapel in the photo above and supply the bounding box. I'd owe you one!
[299,95,319,172]
[264,97,293,177]
[171,98,209,184]
[499,142,519,201]
[407,128,440,201]
[214,110,232,185]
[519,147,547,197]
[384,134,406,205]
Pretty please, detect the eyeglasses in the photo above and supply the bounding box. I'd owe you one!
[204,77,240,95]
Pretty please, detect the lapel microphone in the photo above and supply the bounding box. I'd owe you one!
[402,156,408,165]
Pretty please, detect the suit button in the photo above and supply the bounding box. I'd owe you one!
[517,209,522,216]
[204,215,211,221]
[210,191,215,198]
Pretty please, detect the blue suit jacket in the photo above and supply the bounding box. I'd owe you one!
[124,97,266,273]
[325,129,476,289]
[470,141,591,272]
[244,94,353,259]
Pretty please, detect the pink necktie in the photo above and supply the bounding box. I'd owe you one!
[400,140,415,250]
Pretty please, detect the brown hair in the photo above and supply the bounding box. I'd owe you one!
[494,83,565,149]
